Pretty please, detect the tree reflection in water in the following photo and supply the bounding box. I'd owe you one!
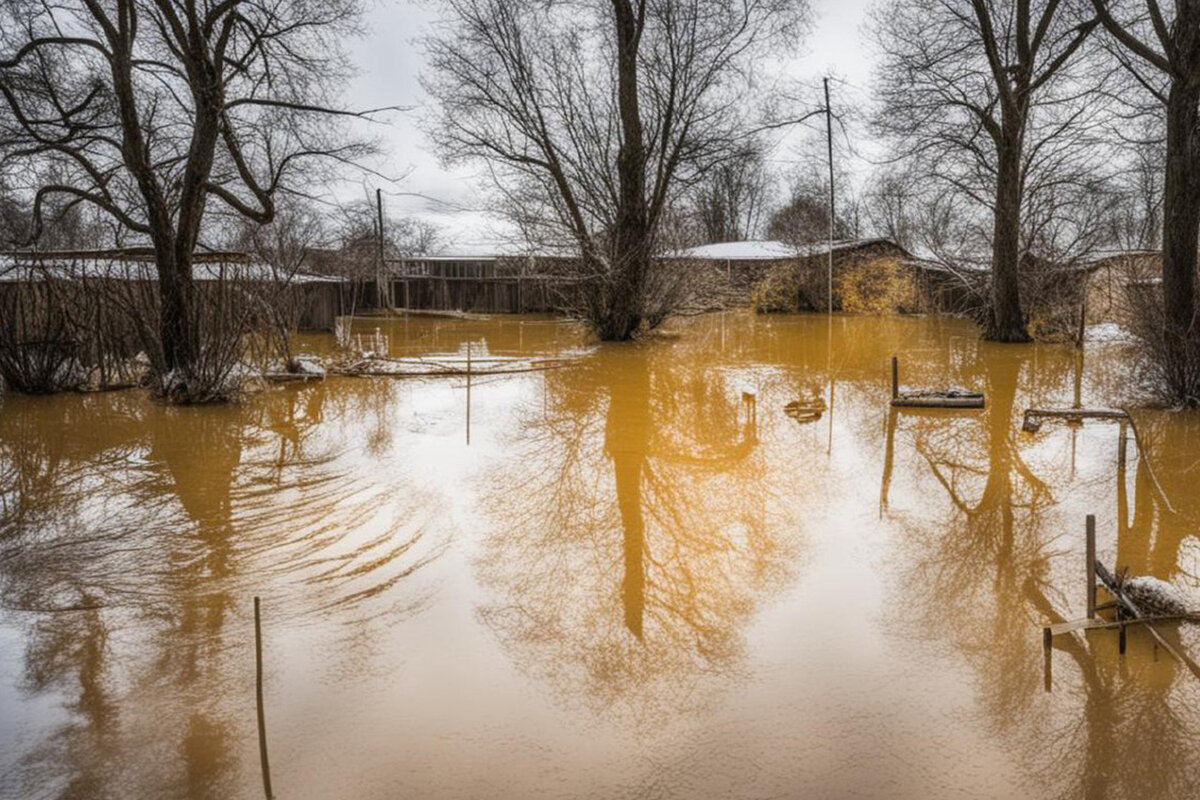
[884,342,1200,799]
[4,314,1200,798]
[0,381,443,798]
[478,341,800,723]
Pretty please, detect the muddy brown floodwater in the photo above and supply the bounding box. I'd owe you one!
[1,312,1199,799]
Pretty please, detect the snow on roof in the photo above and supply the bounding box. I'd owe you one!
[394,251,577,262]
[0,254,342,283]
[669,238,903,261]
[671,240,797,260]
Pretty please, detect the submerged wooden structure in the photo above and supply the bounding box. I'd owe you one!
[784,395,826,424]
[1021,407,1128,433]
[888,355,986,409]
[1042,515,1200,684]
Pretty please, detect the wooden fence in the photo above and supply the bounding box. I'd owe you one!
[386,257,585,314]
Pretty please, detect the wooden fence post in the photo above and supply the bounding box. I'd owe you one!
[255,597,274,800]
[1086,515,1096,620]
[1118,420,1128,471]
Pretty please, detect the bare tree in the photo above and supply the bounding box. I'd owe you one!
[767,178,853,245]
[691,145,774,243]
[229,199,326,370]
[0,0,373,397]
[423,0,809,340]
[1091,0,1200,401]
[872,0,1100,341]
[862,168,918,250]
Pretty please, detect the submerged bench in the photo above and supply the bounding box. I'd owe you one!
[889,356,986,409]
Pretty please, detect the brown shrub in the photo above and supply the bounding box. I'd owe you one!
[836,256,917,314]
[752,254,918,314]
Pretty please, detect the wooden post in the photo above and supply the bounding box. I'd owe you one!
[879,408,898,516]
[1076,298,1085,348]
[376,188,390,309]
[254,597,274,800]
[890,355,899,400]
[1086,515,1096,620]
[1118,419,1128,470]
[1119,623,1127,655]
[466,341,472,445]
[1043,626,1053,692]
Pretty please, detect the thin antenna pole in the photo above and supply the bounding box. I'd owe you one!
[824,76,835,316]
[823,77,836,455]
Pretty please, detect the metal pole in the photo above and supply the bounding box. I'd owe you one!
[824,76,835,316]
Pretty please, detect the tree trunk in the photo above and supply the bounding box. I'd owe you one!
[986,119,1031,343]
[609,351,650,640]
[603,0,650,342]
[156,243,197,374]
[1161,81,1200,343]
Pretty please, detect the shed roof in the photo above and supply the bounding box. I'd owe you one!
[0,252,342,284]
[669,238,905,261]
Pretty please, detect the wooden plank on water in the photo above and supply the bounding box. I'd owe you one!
[1022,407,1128,432]
[891,394,985,409]
[1046,614,1195,637]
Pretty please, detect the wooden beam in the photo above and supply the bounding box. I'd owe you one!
[1045,614,1196,637]
[1022,407,1128,433]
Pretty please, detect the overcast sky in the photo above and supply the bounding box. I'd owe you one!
[342,0,878,253]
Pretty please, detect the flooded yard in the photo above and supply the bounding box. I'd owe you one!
[1,312,1199,799]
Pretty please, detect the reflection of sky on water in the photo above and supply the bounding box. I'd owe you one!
[0,311,1198,799]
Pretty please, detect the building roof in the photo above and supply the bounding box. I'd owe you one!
[671,240,798,260]
[669,238,905,261]
[0,252,342,284]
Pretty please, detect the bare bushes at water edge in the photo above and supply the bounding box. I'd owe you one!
[0,271,144,394]
[1126,282,1200,408]
[0,264,311,403]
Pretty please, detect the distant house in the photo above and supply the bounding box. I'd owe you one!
[665,238,920,312]
[1081,250,1161,325]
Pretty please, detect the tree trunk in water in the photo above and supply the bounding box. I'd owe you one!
[1162,82,1200,345]
[602,0,649,342]
[156,244,197,374]
[986,122,1031,343]
[609,350,650,639]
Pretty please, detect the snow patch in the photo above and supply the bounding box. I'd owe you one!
[673,240,799,260]
[1084,322,1136,344]
[292,355,326,377]
[1123,576,1195,616]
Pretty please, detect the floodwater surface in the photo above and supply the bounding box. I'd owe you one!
[1,312,1199,799]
